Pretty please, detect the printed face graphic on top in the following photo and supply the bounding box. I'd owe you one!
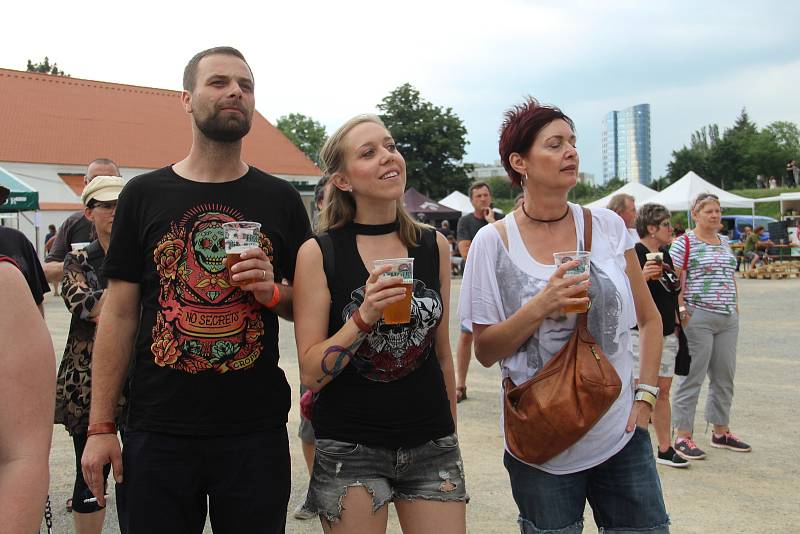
[150,204,272,374]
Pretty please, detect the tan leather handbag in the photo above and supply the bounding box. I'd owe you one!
[503,207,622,465]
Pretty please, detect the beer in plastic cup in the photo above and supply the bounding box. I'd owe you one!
[645,252,664,280]
[553,251,591,313]
[222,221,262,287]
[373,258,414,324]
[71,242,90,252]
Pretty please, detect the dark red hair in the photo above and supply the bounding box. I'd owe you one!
[498,97,575,186]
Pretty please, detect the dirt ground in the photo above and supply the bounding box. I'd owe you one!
[40,277,799,533]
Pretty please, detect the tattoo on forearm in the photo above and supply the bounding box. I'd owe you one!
[317,331,367,383]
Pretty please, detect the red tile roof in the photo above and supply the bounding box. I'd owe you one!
[0,68,320,177]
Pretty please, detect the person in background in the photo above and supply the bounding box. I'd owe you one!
[670,193,749,461]
[787,160,799,188]
[768,176,778,189]
[607,193,638,241]
[0,185,49,315]
[460,97,668,533]
[44,158,121,284]
[439,219,453,239]
[673,221,685,238]
[56,176,127,534]
[294,113,466,532]
[742,225,774,270]
[448,233,463,276]
[455,181,499,402]
[633,204,688,468]
[0,256,55,533]
[44,224,57,255]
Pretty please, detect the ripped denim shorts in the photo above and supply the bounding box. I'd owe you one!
[306,433,468,522]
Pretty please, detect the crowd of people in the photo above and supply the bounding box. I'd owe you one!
[0,46,759,534]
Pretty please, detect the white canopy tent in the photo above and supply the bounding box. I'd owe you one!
[585,181,658,209]
[645,171,754,211]
[439,191,473,214]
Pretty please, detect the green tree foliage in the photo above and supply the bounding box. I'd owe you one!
[275,113,327,166]
[26,57,68,76]
[378,83,471,199]
[664,108,799,190]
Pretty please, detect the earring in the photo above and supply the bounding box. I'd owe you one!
[650,234,655,238]
[347,186,353,192]
[523,173,528,183]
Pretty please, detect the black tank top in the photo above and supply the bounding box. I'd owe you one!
[311,223,454,448]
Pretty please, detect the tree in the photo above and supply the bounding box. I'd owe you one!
[276,113,327,166]
[664,108,799,190]
[377,83,471,199]
[26,57,68,76]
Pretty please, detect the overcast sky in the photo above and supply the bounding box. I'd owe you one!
[3,0,799,183]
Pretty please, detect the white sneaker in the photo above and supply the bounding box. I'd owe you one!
[293,502,316,520]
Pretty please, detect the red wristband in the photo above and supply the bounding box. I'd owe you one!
[265,283,281,309]
[87,422,117,437]
[351,308,373,333]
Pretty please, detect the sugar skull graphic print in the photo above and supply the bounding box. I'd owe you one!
[343,279,443,382]
[150,204,271,374]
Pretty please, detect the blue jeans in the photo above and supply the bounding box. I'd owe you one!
[503,427,669,533]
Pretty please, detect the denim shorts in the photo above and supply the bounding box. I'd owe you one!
[504,427,669,533]
[306,433,468,522]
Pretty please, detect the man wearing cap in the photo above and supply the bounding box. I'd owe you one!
[0,184,49,314]
[82,47,311,533]
[44,158,120,284]
[55,176,128,534]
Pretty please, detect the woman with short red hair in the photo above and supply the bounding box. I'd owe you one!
[459,98,669,533]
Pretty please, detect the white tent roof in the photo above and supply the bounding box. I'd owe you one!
[644,171,754,211]
[439,191,473,214]
[753,192,800,203]
[585,181,658,209]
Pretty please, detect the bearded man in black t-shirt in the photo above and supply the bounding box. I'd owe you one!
[81,47,311,534]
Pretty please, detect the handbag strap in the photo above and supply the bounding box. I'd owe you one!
[578,207,592,326]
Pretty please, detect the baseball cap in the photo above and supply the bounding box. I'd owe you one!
[81,176,124,206]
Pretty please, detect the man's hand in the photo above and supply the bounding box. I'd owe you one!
[227,247,276,307]
[81,434,123,508]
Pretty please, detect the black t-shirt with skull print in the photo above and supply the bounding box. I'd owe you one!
[103,165,311,435]
[311,225,454,448]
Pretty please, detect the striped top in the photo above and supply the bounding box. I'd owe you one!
[670,231,738,315]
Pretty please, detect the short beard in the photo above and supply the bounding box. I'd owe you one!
[196,112,252,143]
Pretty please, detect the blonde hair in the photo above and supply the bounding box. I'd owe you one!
[317,114,426,247]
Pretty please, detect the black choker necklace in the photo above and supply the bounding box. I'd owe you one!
[350,219,400,235]
[521,203,570,223]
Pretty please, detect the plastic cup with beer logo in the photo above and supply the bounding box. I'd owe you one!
[71,242,91,252]
[552,251,591,314]
[373,257,414,325]
[222,221,262,287]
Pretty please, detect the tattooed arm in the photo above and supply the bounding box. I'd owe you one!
[294,238,407,393]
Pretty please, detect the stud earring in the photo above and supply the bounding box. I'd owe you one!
[347,186,353,192]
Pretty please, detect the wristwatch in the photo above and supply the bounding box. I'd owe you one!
[636,383,660,398]
[634,390,658,409]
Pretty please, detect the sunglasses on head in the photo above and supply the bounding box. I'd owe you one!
[659,263,680,292]
[692,193,719,210]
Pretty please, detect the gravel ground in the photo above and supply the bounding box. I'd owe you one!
[39,277,798,533]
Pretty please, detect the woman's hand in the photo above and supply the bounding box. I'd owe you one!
[358,264,410,325]
[532,260,590,316]
[641,260,662,281]
[626,400,653,432]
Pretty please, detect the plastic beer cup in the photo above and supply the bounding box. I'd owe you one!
[70,242,90,252]
[553,251,591,313]
[645,252,664,280]
[222,221,262,287]
[373,258,414,324]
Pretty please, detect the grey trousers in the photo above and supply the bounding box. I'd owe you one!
[672,307,739,433]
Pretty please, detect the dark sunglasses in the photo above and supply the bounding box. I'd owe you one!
[91,200,118,210]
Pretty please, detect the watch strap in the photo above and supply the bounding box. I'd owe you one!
[634,390,658,409]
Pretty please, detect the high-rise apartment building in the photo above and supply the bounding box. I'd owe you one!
[602,103,651,185]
